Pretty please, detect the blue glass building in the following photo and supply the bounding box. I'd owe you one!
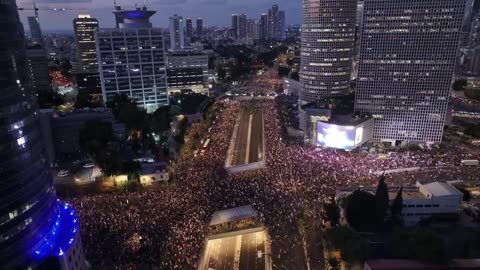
[0,0,84,269]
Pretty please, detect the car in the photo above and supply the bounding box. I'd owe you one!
[72,160,81,164]
[83,163,95,169]
[57,170,69,177]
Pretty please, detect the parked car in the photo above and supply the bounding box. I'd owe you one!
[82,163,95,169]
[57,170,69,177]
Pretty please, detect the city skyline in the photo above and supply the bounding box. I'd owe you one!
[17,0,301,31]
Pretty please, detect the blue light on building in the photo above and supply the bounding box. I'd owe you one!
[31,201,80,262]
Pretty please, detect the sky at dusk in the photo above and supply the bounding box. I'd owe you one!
[18,0,302,31]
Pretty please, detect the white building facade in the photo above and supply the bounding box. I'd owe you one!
[96,28,168,113]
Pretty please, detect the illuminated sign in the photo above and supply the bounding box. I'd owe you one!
[316,122,356,150]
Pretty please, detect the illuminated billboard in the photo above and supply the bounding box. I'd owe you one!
[316,123,356,150]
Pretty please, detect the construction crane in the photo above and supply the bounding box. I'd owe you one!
[17,2,87,19]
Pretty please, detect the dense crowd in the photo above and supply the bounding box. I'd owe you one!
[69,98,480,269]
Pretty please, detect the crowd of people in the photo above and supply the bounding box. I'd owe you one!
[69,97,480,270]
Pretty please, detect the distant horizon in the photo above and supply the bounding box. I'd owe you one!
[17,0,302,31]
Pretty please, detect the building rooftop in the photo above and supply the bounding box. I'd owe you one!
[209,205,257,226]
[420,182,463,197]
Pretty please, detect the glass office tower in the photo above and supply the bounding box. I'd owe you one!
[0,0,84,269]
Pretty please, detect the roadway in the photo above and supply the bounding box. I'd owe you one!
[202,231,266,270]
[230,108,264,166]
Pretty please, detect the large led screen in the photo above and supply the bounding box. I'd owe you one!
[316,122,357,150]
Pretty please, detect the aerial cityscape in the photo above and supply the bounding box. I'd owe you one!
[1,0,480,269]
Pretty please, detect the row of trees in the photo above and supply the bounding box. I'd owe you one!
[342,175,403,231]
[325,175,452,266]
[325,225,450,266]
[452,79,480,101]
[79,119,141,179]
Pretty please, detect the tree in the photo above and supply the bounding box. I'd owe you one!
[325,226,368,264]
[37,90,64,108]
[454,185,471,202]
[389,228,449,264]
[107,93,132,119]
[151,106,171,135]
[345,190,377,231]
[323,196,340,227]
[465,124,480,138]
[465,86,480,101]
[121,160,141,182]
[217,67,227,80]
[79,119,114,152]
[390,187,403,225]
[375,174,389,223]
[60,60,72,77]
[452,79,467,92]
[327,257,341,270]
[277,66,290,78]
[74,91,92,109]
[290,72,300,81]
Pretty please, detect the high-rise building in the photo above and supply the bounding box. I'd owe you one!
[166,49,209,94]
[355,0,466,145]
[278,10,285,40]
[231,14,239,39]
[186,18,193,44]
[73,14,99,73]
[247,19,258,40]
[169,14,185,50]
[299,0,356,131]
[300,0,356,103]
[26,43,51,92]
[0,1,85,269]
[97,6,168,113]
[259,13,268,40]
[268,4,279,39]
[238,14,247,40]
[285,25,301,40]
[196,18,203,37]
[28,16,42,43]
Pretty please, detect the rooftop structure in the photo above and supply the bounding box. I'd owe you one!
[336,181,464,226]
[113,5,156,29]
[209,205,257,226]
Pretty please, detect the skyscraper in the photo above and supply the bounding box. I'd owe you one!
[231,14,239,39]
[259,13,268,40]
[186,18,193,43]
[73,14,99,73]
[0,1,85,269]
[300,0,357,103]
[238,14,247,40]
[169,14,185,50]
[355,0,466,145]
[247,19,258,40]
[196,18,203,37]
[278,10,285,40]
[97,6,168,113]
[28,16,42,43]
[26,43,51,92]
[267,4,279,39]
